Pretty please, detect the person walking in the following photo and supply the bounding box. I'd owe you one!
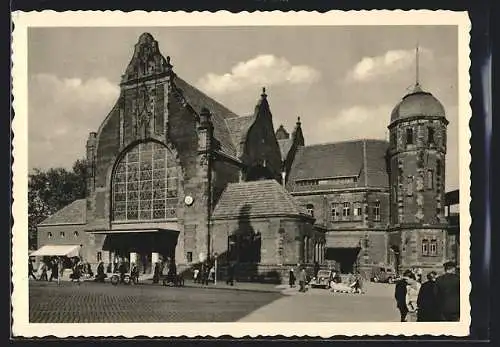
[314,261,320,278]
[28,259,37,280]
[226,262,235,286]
[95,261,106,283]
[394,270,410,322]
[298,267,307,292]
[436,261,460,321]
[417,271,439,321]
[405,272,421,322]
[49,258,59,283]
[288,268,296,288]
[39,262,48,281]
[152,262,160,284]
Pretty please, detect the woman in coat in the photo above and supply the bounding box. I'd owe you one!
[417,271,440,321]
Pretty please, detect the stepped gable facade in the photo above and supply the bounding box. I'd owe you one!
[36,33,452,281]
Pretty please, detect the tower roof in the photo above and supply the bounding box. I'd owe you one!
[389,87,446,125]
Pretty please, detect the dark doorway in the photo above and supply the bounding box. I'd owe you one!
[325,247,361,273]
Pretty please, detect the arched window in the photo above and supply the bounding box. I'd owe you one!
[306,204,314,217]
[112,141,178,221]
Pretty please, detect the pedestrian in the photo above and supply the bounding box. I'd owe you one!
[193,267,199,283]
[28,259,37,280]
[436,261,460,321]
[417,271,439,321]
[405,272,421,322]
[288,268,296,288]
[226,262,234,286]
[153,262,160,284]
[95,261,106,283]
[49,258,59,282]
[209,265,216,284]
[416,267,423,283]
[394,270,410,322]
[39,262,48,281]
[298,267,307,292]
[314,261,320,278]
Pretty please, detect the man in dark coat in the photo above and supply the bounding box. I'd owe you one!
[394,270,411,322]
[417,271,439,321]
[314,261,320,278]
[435,261,460,321]
[226,262,235,286]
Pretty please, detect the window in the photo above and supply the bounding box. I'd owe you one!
[430,239,438,256]
[406,128,414,145]
[331,203,340,221]
[186,252,193,263]
[97,252,102,262]
[407,177,414,196]
[73,231,79,238]
[342,202,351,218]
[373,201,381,221]
[60,231,65,238]
[47,232,52,239]
[427,170,434,190]
[353,203,362,220]
[112,141,178,221]
[421,239,429,256]
[428,127,435,145]
[306,204,314,217]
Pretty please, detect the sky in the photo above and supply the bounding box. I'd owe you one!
[28,26,459,191]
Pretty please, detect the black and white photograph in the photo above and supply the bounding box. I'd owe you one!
[12,11,471,337]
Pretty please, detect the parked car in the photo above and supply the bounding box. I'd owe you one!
[370,265,396,283]
[310,269,332,289]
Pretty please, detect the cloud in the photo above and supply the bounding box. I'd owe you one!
[347,48,433,83]
[28,74,119,170]
[196,54,320,95]
[307,104,392,144]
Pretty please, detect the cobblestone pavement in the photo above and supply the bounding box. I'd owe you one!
[29,281,399,323]
[239,282,400,322]
[29,281,283,323]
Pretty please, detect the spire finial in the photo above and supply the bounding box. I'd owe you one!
[415,42,420,87]
[261,87,267,98]
[297,116,301,125]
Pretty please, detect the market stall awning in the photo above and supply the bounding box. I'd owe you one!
[30,244,81,257]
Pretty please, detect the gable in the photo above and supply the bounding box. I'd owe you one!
[39,199,87,226]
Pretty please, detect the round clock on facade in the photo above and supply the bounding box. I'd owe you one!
[184,195,194,206]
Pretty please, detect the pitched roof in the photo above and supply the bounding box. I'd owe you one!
[212,180,309,219]
[225,115,256,156]
[287,139,389,191]
[39,199,87,226]
[278,138,294,160]
[172,76,239,156]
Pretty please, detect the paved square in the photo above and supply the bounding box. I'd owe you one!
[29,281,399,323]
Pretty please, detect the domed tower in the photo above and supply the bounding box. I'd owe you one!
[387,48,449,271]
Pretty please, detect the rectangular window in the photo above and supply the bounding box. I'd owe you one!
[422,239,429,256]
[331,203,340,221]
[353,203,362,220]
[60,232,65,238]
[390,132,397,147]
[430,240,438,256]
[97,252,102,262]
[342,202,351,218]
[428,127,435,145]
[427,170,434,190]
[186,252,193,263]
[373,201,381,221]
[407,177,414,196]
[406,128,414,145]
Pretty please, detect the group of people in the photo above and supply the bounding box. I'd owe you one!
[28,257,92,284]
[288,264,310,292]
[395,261,460,322]
[192,261,218,285]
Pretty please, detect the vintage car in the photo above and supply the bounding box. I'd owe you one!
[370,265,397,283]
[310,269,332,289]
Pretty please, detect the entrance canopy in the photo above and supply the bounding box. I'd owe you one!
[31,244,81,257]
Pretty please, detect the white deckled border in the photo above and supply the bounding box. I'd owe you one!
[11,10,472,338]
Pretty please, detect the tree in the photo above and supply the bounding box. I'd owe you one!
[28,159,87,250]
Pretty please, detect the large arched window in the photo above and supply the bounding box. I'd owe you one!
[112,141,178,221]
